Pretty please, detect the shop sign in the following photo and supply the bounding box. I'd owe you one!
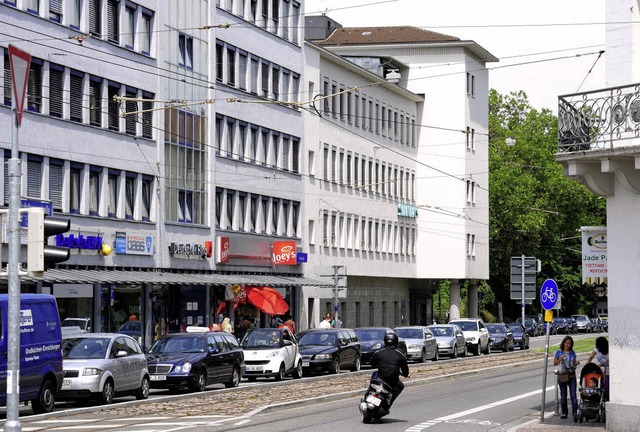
[397,203,418,218]
[272,241,297,265]
[215,235,272,266]
[169,242,207,258]
[114,232,153,255]
[218,236,231,263]
[56,233,102,250]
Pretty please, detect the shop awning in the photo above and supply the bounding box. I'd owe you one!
[13,269,333,287]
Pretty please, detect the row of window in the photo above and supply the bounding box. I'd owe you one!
[4,0,153,56]
[1,152,153,221]
[164,108,207,225]
[330,300,401,329]
[314,212,417,256]
[322,78,417,147]
[215,187,300,238]
[215,113,300,173]
[215,40,301,105]
[216,0,301,46]
[1,49,154,138]
[317,145,416,202]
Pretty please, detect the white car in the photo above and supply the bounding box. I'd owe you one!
[240,327,303,381]
[448,318,491,356]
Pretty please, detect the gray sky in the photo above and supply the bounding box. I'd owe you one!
[305,0,607,113]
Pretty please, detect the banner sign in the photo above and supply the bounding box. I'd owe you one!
[272,241,297,265]
[581,226,607,284]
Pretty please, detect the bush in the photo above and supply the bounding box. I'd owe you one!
[481,310,497,323]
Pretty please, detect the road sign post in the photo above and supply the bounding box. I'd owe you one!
[539,278,559,423]
[510,256,537,326]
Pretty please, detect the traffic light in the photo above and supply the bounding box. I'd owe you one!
[27,207,70,274]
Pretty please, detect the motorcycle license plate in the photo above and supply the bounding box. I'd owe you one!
[366,394,381,406]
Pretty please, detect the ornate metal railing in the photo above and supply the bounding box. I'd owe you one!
[557,83,640,152]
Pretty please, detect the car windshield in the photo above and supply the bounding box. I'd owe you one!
[62,319,89,329]
[298,332,337,347]
[395,328,423,339]
[355,329,388,341]
[553,318,564,323]
[430,326,453,337]
[149,336,206,354]
[575,316,588,322]
[450,321,477,332]
[486,324,505,333]
[63,337,109,359]
[506,324,523,332]
[119,321,140,332]
[240,329,283,348]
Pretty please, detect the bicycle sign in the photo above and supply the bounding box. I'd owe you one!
[540,279,558,310]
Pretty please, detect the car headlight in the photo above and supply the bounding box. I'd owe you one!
[174,362,192,373]
[372,343,383,350]
[466,336,477,343]
[493,337,504,342]
[83,367,102,376]
[266,351,280,358]
[408,344,421,350]
[315,354,332,360]
[437,342,450,348]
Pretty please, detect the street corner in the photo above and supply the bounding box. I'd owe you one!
[511,412,606,431]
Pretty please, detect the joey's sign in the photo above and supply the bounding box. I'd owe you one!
[272,241,296,266]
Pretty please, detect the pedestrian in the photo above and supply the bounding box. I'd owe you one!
[554,335,580,421]
[587,336,609,401]
[595,315,603,333]
[129,313,137,321]
[279,318,296,334]
[221,317,233,333]
[319,313,332,329]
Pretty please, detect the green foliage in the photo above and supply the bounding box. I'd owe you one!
[488,90,606,320]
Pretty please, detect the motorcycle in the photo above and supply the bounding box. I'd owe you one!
[359,371,394,423]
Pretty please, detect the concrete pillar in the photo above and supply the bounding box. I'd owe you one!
[468,280,478,318]
[449,279,461,321]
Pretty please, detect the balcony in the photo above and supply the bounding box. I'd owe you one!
[558,83,640,153]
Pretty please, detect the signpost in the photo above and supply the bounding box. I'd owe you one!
[539,278,559,423]
[510,256,537,326]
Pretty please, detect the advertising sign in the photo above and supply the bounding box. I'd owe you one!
[272,241,297,265]
[114,232,154,255]
[581,226,607,284]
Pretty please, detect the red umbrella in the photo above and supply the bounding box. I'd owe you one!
[244,287,289,317]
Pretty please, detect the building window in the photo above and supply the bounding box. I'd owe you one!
[107,0,119,44]
[125,87,138,135]
[238,51,247,91]
[49,159,63,211]
[26,0,39,15]
[140,9,152,55]
[261,62,269,97]
[215,188,222,228]
[142,91,154,139]
[108,81,120,131]
[141,175,152,221]
[89,0,102,36]
[69,164,82,214]
[108,170,119,217]
[69,0,81,29]
[467,233,476,257]
[125,172,135,219]
[26,156,42,198]
[89,167,101,216]
[69,70,84,123]
[89,76,103,127]
[466,179,476,205]
[179,33,193,70]
[123,3,137,49]
[49,0,62,22]
[250,58,258,94]
[227,47,236,86]
[27,58,43,113]
[291,1,300,44]
[271,66,279,101]
[215,43,224,82]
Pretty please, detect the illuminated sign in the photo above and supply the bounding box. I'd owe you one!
[397,203,418,218]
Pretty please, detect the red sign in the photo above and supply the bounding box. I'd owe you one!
[272,241,297,265]
[218,236,230,263]
[8,45,31,127]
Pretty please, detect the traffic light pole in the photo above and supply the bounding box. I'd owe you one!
[6,107,22,432]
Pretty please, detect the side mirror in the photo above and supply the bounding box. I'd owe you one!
[116,350,128,358]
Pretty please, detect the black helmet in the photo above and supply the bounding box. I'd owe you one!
[384,332,398,348]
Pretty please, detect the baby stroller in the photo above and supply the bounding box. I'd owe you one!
[576,362,606,423]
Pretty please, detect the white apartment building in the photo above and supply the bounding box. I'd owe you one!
[302,19,494,327]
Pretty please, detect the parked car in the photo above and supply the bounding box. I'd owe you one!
[60,333,149,404]
[601,318,609,332]
[486,323,515,352]
[506,323,530,350]
[240,327,303,381]
[118,320,143,339]
[355,327,407,364]
[296,328,361,374]
[517,317,542,337]
[553,317,570,334]
[572,314,594,333]
[566,317,578,334]
[540,321,557,335]
[394,326,438,362]
[427,324,467,358]
[146,327,244,391]
[448,318,491,356]
[61,317,92,338]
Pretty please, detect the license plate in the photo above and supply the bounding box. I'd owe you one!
[150,375,166,381]
[302,362,309,367]
[366,395,381,406]
[62,379,71,388]
[246,366,263,372]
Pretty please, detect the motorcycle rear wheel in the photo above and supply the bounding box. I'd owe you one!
[363,412,373,424]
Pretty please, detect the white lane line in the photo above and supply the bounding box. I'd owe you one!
[405,385,555,431]
[106,417,173,421]
[32,420,96,424]
[234,419,251,426]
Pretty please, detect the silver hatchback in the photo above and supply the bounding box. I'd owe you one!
[60,333,150,404]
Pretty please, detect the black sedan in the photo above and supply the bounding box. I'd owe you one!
[296,328,361,375]
[506,322,530,350]
[553,317,570,334]
[486,323,515,352]
[354,327,407,365]
[146,327,244,392]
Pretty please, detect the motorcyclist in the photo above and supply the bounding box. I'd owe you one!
[370,333,410,411]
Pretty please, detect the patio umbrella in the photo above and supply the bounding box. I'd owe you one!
[244,287,289,317]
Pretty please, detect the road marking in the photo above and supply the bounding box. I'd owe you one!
[234,419,251,425]
[405,385,555,431]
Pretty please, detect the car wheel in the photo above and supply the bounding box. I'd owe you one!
[331,359,341,374]
[432,348,439,362]
[190,370,207,392]
[462,345,467,357]
[225,367,241,388]
[275,363,286,381]
[418,349,426,363]
[473,343,480,356]
[350,356,361,372]
[31,379,56,414]
[101,379,115,404]
[452,345,458,359]
[136,376,150,400]
[484,342,491,355]
[293,361,303,379]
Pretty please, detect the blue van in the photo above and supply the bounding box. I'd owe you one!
[0,294,64,413]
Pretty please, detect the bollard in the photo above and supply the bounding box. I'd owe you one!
[554,369,560,415]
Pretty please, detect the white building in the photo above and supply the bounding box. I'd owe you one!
[302,20,494,328]
[555,0,640,429]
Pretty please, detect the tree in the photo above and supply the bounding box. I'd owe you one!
[488,90,605,320]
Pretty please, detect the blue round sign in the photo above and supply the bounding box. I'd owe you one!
[540,279,558,311]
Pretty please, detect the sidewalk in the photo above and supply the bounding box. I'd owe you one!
[514,411,606,431]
